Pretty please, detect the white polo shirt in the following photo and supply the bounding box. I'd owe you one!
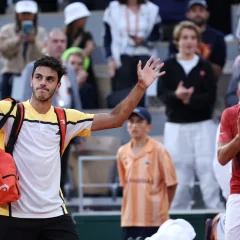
[0,100,94,218]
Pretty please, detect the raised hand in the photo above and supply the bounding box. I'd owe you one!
[137,56,165,91]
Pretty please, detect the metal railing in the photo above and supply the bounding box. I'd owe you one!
[78,155,117,212]
[76,154,216,212]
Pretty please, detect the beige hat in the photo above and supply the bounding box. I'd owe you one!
[64,2,90,25]
[15,0,38,14]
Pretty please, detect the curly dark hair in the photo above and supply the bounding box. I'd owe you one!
[32,56,67,83]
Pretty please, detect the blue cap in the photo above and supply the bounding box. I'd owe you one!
[187,0,207,9]
[130,107,152,124]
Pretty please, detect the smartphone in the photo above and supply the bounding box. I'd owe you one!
[21,21,33,35]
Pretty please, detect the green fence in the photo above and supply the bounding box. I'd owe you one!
[73,210,223,240]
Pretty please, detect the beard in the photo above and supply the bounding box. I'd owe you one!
[32,87,56,102]
[192,18,207,27]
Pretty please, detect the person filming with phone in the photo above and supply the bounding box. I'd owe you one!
[0,0,47,100]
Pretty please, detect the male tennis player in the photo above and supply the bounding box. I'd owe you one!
[218,105,240,239]
[0,55,165,240]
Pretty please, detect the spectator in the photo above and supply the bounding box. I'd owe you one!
[0,0,47,99]
[117,107,177,240]
[62,48,98,109]
[158,21,221,210]
[64,2,99,107]
[103,0,161,107]
[150,0,187,41]
[169,0,226,78]
[20,28,82,195]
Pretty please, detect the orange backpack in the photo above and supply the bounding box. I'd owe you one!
[0,99,66,204]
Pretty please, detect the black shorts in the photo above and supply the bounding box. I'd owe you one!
[0,214,79,240]
[122,226,159,240]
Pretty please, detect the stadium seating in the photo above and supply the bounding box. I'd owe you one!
[69,136,121,196]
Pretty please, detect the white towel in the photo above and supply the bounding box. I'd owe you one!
[145,219,196,240]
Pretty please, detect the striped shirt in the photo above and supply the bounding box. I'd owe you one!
[117,137,177,227]
[0,100,94,218]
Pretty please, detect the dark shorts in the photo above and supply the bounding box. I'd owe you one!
[0,214,79,240]
[122,226,159,240]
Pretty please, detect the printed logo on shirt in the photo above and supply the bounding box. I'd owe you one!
[55,130,60,135]
[128,178,154,185]
[200,70,206,77]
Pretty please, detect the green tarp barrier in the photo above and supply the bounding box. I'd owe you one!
[73,211,221,240]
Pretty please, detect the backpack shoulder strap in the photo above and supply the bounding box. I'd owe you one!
[54,107,66,156]
[0,98,17,129]
[6,103,25,155]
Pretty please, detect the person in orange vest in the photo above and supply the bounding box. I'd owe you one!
[117,107,178,240]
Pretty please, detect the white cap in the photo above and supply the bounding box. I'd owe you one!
[15,0,38,14]
[64,2,90,25]
[145,219,196,240]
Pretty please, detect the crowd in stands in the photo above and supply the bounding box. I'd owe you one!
[1,0,240,238]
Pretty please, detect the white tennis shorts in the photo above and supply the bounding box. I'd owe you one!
[225,194,240,239]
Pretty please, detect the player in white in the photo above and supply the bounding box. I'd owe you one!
[0,55,165,240]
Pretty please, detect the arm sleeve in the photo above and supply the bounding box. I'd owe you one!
[0,100,15,122]
[225,68,240,107]
[218,108,234,143]
[187,62,217,109]
[159,149,178,187]
[117,148,125,187]
[157,63,183,107]
[0,26,21,59]
[64,109,94,146]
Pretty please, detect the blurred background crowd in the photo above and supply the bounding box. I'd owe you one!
[0,0,240,214]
